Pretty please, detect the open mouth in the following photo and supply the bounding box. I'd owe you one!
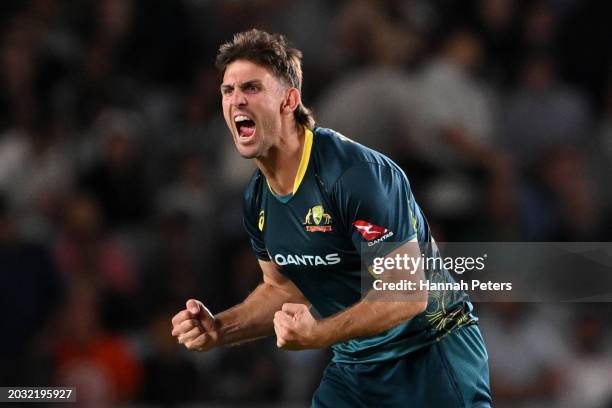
[234,115,256,139]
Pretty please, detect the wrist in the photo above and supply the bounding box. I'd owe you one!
[213,313,230,347]
[312,318,334,348]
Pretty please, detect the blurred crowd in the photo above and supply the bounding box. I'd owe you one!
[0,0,611,407]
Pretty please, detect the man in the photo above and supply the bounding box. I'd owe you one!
[171,29,491,407]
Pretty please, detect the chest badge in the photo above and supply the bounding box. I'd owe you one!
[304,205,333,232]
[258,210,265,231]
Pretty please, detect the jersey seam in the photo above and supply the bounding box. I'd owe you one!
[435,341,466,407]
[330,161,404,191]
[327,161,408,237]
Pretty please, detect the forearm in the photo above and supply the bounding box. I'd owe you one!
[314,298,427,347]
[215,282,305,346]
[312,239,428,347]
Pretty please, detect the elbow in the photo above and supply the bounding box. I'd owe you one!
[415,289,428,314]
[398,300,427,322]
[404,291,428,318]
[395,300,427,326]
[412,300,428,315]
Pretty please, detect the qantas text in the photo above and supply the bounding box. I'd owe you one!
[273,253,341,266]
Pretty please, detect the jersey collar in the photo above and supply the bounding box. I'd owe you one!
[266,126,314,198]
[292,127,314,194]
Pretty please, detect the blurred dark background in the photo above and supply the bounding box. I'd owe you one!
[0,0,611,407]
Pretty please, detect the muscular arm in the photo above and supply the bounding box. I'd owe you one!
[274,240,428,350]
[314,296,426,347]
[319,240,427,346]
[215,259,308,347]
[172,259,307,351]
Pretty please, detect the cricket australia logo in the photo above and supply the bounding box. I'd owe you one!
[304,205,333,232]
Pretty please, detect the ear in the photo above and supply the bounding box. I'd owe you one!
[281,88,301,115]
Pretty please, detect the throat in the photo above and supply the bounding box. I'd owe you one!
[258,159,299,196]
[265,174,295,196]
[256,127,307,196]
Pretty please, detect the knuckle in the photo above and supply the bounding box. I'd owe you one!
[172,311,187,324]
[208,331,218,342]
[186,338,200,350]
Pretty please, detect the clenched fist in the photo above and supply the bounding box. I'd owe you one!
[273,303,325,350]
[171,299,219,351]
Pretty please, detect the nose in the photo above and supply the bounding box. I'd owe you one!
[230,88,247,108]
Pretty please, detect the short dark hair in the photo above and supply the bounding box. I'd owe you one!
[215,29,315,130]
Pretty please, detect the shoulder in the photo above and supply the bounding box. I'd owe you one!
[243,169,264,214]
[312,127,406,186]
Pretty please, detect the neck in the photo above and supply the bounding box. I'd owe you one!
[255,123,304,196]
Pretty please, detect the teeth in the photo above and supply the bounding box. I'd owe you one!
[234,115,250,122]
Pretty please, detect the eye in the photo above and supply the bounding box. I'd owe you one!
[221,88,233,96]
[245,85,258,93]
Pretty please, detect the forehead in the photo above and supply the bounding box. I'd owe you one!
[222,59,279,86]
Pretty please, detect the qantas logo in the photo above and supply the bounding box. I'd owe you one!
[352,220,394,246]
[352,220,388,240]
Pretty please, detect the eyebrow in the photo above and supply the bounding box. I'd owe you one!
[220,79,263,91]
